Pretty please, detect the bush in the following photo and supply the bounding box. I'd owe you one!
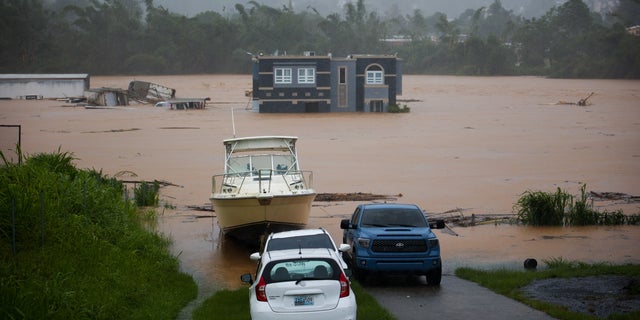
[515,184,639,226]
[514,187,569,226]
[134,181,160,207]
[387,104,410,113]
[1,150,197,319]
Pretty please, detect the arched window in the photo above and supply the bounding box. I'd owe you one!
[366,65,384,85]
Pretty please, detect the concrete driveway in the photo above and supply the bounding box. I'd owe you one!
[363,274,555,320]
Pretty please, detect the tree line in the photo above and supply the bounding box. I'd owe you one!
[1,0,639,78]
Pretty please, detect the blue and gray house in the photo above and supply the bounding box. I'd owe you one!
[251,52,402,113]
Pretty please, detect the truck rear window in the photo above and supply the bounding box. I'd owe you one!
[267,234,335,251]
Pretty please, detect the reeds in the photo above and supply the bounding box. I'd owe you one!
[514,184,639,226]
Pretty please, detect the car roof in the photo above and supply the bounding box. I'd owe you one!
[269,228,328,239]
[261,248,338,263]
[361,203,421,210]
[269,228,333,240]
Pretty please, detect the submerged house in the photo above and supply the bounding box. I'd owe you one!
[251,52,402,113]
[0,74,89,99]
[85,87,128,106]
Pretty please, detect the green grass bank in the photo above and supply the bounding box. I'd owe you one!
[456,259,640,320]
[0,150,197,319]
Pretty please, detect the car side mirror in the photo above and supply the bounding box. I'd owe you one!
[241,273,253,285]
[249,252,261,261]
[430,219,445,229]
[338,243,351,252]
[340,219,352,229]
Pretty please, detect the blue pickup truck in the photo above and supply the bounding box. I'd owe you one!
[340,203,445,285]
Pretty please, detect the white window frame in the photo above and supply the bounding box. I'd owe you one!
[366,70,383,85]
[274,67,292,84]
[297,68,316,84]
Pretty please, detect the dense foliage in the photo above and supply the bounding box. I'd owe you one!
[1,0,639,78]
[0,150,197,319]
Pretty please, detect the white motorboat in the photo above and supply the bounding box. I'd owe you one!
[210,136,316,245]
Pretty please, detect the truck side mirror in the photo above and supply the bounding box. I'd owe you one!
[430,219,445,229]
[340,219,352,229]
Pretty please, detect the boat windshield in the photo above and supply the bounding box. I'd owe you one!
[226,154,297,175]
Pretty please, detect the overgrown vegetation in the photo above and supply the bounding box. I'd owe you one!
[1,0,639,78]
[456,259,640,320]
[514,184,640,226]
[192,280,396,320]
[0,150,197,319]
[134,181,160,206]
[387,104,410,113]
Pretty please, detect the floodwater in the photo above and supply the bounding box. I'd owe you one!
[2,75,639,299]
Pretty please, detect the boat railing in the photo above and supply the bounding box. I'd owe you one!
[212,170,313,195]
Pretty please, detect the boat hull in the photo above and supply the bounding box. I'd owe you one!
[211,192,316,245]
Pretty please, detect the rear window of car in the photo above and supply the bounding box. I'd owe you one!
[264,258,339,283]
[266,234,335,251]
[361,207,427,228]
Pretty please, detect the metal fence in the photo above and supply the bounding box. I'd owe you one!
[0,124,21,165]
[3,181,148,257]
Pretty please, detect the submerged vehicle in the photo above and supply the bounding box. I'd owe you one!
[210,136,316,246]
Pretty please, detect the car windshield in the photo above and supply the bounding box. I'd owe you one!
[360,208,427,228]
[266,234,335,251]
[265,258,337,283]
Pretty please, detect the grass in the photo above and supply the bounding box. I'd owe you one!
[455,258,640,320]
[192,280,396,320]
[0,150,197,319]
[514,184,640,226]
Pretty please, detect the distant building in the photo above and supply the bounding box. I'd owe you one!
[0,74,89,99]
[627,25,640,37]
[251,52,402,113]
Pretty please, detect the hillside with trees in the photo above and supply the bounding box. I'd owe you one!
[1,0,639,78]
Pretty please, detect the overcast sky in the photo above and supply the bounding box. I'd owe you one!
[152,0,564,18]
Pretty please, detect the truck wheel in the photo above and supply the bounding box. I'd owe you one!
[351,253,369,282]
[426,267,442,286]
[354,267,369,282]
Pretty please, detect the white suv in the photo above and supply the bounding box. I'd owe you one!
[251,228,351,272]
[241,248,357,320]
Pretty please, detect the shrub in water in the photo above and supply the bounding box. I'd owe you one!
[515,188,569,226]
[134,181,160,206]
[387,104,410,113]
[515,184,637,226]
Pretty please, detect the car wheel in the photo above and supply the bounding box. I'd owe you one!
[426,266,442,286]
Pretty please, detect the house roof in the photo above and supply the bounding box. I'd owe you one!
[0,74,89,80]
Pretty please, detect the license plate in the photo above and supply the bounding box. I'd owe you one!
[294,295,314,306]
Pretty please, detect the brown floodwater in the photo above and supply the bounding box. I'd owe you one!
[2,75,639,297]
